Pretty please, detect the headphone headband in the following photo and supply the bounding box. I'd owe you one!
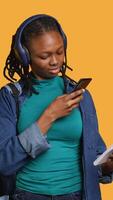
[13,14,67,66]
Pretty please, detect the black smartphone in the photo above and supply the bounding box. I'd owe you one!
[73,78,92,91]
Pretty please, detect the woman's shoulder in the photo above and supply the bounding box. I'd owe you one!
[0,79,24,96]
[81,89,97,115]
[0,79,24,108]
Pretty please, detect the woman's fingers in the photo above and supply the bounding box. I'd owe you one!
[67,89,85,100]
[108,153,113,160]
[66,95,83,108]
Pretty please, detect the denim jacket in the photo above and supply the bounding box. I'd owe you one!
[0,76,112,200]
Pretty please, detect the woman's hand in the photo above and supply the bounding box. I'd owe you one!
[101,153,113,175]
[37,89,84,135]
[44,89,84,121]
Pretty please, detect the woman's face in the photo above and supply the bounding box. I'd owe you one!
[28,31,65,80]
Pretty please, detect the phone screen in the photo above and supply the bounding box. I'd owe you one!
[74,78,92,91]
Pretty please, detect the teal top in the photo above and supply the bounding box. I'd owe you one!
[16,75,83,195]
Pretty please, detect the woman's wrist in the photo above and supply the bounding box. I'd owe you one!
[36,110,55,135]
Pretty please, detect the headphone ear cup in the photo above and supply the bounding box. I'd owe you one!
[14,46,30,66]
[22,46,30,65]
[22,46,30,64]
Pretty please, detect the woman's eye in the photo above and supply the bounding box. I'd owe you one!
[57,51,64,55]
[40,55,49,59]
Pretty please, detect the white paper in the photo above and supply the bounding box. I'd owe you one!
[93,145,113,166]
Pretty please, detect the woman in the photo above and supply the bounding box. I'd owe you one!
[0,14,113,200]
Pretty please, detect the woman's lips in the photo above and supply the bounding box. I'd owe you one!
[49,67,60,74]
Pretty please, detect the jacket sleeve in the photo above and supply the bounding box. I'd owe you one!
[0,87,50,176]
[86,90,113,183]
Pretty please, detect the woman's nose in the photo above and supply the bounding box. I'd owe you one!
[49,55,58,66]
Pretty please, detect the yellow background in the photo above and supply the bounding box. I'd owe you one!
[0,0,113,199]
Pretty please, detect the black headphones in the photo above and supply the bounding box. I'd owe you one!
[13,14,67,67]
